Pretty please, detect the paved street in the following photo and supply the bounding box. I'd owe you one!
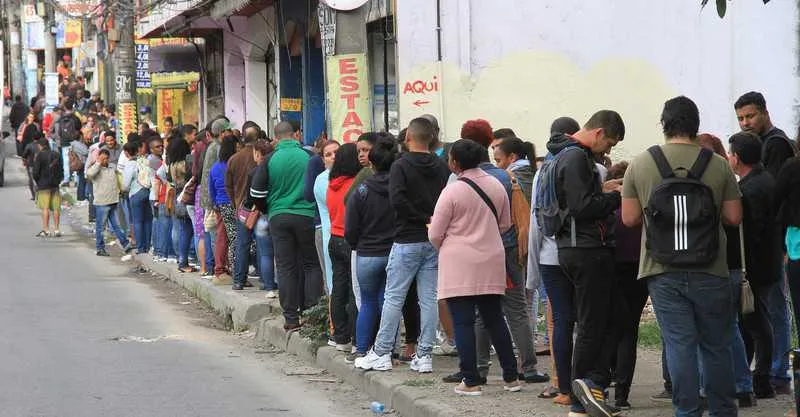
[0,153,370,417]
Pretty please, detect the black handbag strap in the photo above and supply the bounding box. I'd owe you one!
[459,177,498,220]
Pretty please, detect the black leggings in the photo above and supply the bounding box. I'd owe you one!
[403,280,420,344]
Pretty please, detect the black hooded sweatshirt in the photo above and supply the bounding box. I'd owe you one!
[388,152,450,243]
[345,171,395,256]
[548,133,620,249]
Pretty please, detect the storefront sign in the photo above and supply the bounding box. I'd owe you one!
[115,73,133,101]
[317,4,336,56]
[327,53,371,143]
[26,22,45,49]
[135,41,151,88]
[117,102,137,144]
[44,72,59,106]
[64,19,82,48]
[23,5,43,23]
[280,98,302,112]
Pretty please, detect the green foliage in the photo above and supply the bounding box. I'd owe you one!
[299,296,330,345]
[701,0,771,18]
[638,320,663,349]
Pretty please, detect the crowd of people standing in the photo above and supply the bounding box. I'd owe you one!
[14,80,800,417]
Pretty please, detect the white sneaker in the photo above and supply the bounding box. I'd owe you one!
[409,354,433,373]
[166,258,178,264]
[264,290,278,299]
[433,340,457,356]
[353,349,392,371]
[121,254,133,262]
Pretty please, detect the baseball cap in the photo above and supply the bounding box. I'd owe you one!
[211,118,231,136]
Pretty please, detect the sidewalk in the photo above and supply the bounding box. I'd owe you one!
[61,183,794,417]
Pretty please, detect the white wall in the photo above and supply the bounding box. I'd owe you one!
[396,0,799,159]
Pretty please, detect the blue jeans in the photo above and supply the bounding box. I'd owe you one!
[767,272,791,386]
[118,194,131,238]
[234,219,254,285]
[156,205,176,258]
[95,203,129,251]
[355,255,388,353]
[648,272,736,417]
[540,264,575,394]
[129,189,153,254]
[175,215,193,268]
[254,216,276,290]
[373,241,438,358]
[60,147,72,184]
[204,231,216,273]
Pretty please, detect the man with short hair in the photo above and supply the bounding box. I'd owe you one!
[32,137,63,237]
[492,128,516,150]
[226,132,260,291]
[734,91,794,394]
[622,96,742,417]
[182,124,198,145]
[728,131,781,399]
[250,121,322,329]
[355,117,450,373]
[87,148,133,257]
[548,110,625,416]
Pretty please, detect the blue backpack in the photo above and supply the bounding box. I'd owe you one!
[533,145,584,237]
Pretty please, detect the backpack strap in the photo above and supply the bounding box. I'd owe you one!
[647,146,675,179]
[688,148,713,180]
[459,177,498,221]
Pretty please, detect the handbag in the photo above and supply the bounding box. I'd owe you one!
[739,225,756,315]
[237,207,260,230]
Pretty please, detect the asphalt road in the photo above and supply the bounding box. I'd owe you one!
[0,156,370,417]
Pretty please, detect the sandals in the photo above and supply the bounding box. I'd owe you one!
[538,385,560,399]
[35,230,49,237]
[52,230,62,238]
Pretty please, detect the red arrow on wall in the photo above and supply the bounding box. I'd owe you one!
[413,99,430,108]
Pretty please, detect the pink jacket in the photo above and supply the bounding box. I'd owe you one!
[429,168,511,300]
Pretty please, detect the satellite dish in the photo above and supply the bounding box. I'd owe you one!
[321,0,369,11]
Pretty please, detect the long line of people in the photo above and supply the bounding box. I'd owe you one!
[20,84,800,417]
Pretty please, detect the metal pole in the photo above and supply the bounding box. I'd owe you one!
[113,0,137,143]
[43,2,56,73]
[6,0,24,99]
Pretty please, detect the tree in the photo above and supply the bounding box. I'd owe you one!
[702,0,772,18]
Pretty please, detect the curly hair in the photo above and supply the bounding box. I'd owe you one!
[460,119,494,149]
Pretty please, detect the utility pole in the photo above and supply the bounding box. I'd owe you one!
[112,0,136,143]
[5,0,24,99]
[43,2,56,73]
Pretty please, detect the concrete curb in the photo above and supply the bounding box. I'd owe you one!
[64,202,280,332]
[255,317,458,417]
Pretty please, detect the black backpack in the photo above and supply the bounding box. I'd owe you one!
[59,116,79,144]
[643,146,719,266]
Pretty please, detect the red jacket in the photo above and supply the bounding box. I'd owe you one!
[327,176,355,237]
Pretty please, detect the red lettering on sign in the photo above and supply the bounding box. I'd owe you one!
[340,75,358,92]
[343,129,363,143]
[339,58,357,74]
[343,111,364,127]
[402,76,439,95]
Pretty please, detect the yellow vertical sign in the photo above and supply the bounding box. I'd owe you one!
[326,53,371,143]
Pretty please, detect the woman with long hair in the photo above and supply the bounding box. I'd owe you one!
[327,143,361,351]
[313,141,341,295]
[18,112,40,157]
[166,136,195,273]
[209,135,240,279]
[345,137,397,362]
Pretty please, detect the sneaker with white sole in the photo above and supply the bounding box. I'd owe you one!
[572,379,620,417]
[264,290,278,299]
[504,380,522,392]
[433,340,458,356]
[409,354,433,373]
[353,349,392,371]
[120,254,133,262]
[454,382,482,396]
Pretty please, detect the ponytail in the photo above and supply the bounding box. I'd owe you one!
[497,137,535,161]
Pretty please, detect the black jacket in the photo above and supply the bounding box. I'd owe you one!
[388,152,450,243]
[9,102,28,130]
[56,114,82,146]
[775,157,800,229]
[738,165,782,286]
[32,148,63,190]
[345,171,395,256]
[548,133,620,249]
[761,127,796,179]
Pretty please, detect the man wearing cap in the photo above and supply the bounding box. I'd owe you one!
[202,118,233,284]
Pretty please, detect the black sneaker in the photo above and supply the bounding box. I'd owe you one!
[232,283,244,291]
[737,391,757,408]
[243,281,254,288]
[650,389,672,402]
[572,379,620,417]
[96,249,110,257]
[520,372,550,383]
[614,399,631,410]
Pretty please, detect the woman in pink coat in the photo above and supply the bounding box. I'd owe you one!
[428,139,520,396]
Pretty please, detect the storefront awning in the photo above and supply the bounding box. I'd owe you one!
[210,0,272,19]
